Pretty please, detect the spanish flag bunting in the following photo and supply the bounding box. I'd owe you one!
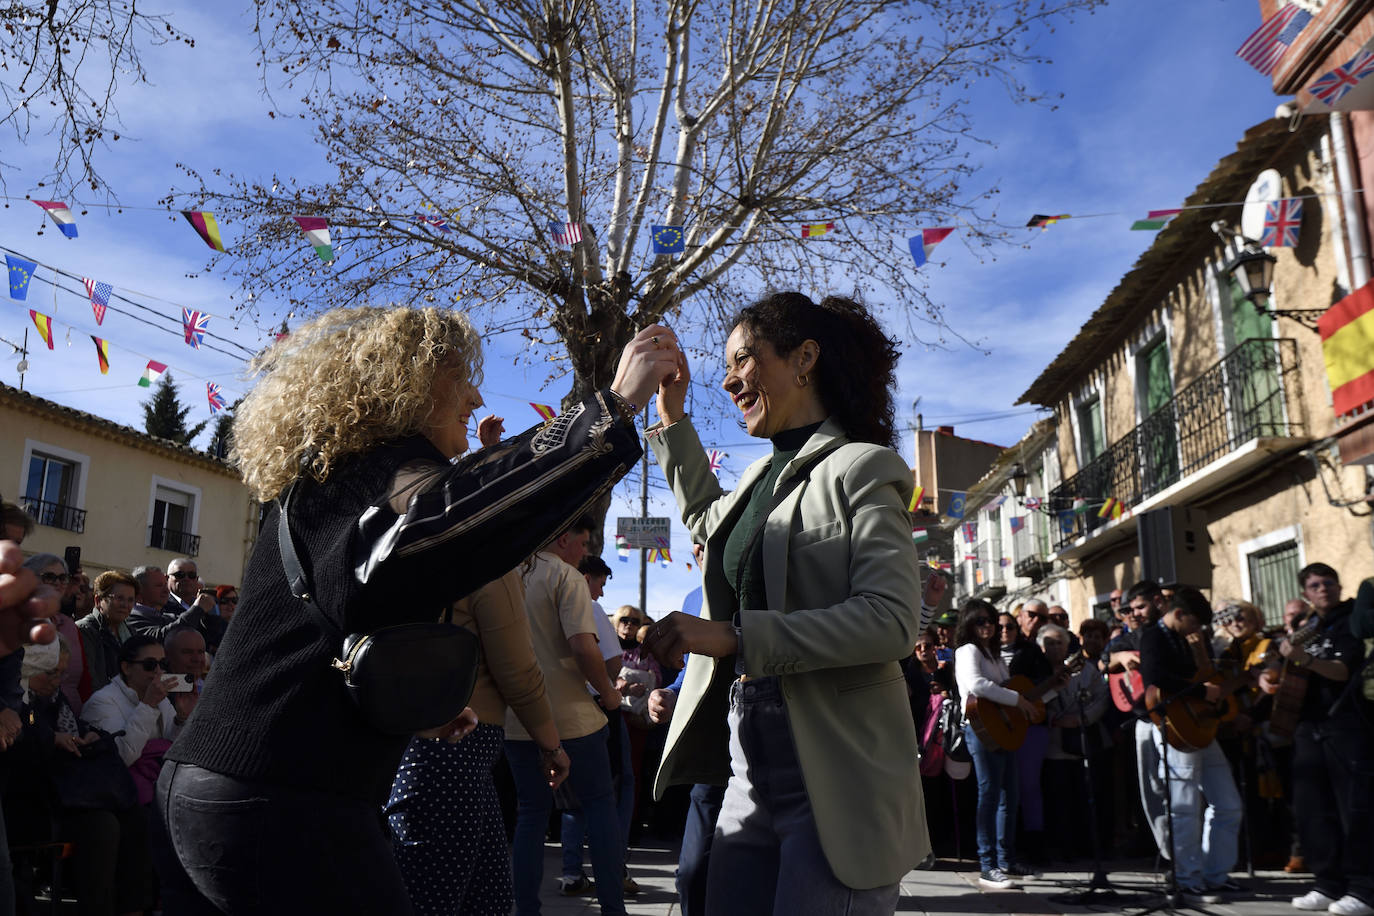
[182,211,227,252]
[29,310,54,349]
[90,336,110,374]
[1097,497,1124,520]
[801,221,836,239]
[908,485,925,512]
[530,402,557,420]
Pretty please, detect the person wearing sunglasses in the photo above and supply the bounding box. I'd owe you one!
[955,600,1039,889]
[83,634,191,768]
[213,585,240,623]
[21,553,91,715]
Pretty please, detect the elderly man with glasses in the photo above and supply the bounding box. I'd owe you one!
[128,563,226,652]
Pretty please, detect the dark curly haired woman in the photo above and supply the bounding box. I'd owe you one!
[640,292,942,915]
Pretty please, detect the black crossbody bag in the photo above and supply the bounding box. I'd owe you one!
[276,485,481,735]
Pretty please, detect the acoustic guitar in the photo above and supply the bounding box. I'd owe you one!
[1267,618,1321,739]
[966,653,1085,752]
[1109,668,1145,713]
[1145,649,1263,752]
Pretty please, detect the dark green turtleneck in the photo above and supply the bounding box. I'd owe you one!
[721,421,824,612]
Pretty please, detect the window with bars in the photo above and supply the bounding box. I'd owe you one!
[1248,540,1302,628]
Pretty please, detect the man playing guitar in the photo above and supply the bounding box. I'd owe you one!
[1259,564,1374,916]
[1105,581,1168,853]
[1140,587,1244,905]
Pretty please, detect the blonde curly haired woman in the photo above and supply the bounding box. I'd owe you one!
[152,305,679,915]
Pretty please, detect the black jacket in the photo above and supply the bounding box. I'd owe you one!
[168,391,641,801]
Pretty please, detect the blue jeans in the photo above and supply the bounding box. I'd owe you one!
[677,783,726,916]
[506,729,626,916]
[560,712,634,876]
[705,677,899,916]
[965,726,1018,872]
[1151,729,1242,890]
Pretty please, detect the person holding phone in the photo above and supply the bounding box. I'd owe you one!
[82,634,190,767]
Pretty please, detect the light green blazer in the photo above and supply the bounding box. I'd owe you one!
[646,415,931,890]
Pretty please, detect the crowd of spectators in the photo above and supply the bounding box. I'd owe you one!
[0,501,230,915]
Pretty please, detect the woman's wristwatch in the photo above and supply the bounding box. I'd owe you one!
[540,744,567,761]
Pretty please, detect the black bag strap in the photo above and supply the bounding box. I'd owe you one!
[733,448,833,607]
[277,483,346,640]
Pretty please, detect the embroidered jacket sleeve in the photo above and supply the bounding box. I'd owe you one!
[353,390,640,613]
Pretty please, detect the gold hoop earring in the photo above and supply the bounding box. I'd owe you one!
[797,373,809,387]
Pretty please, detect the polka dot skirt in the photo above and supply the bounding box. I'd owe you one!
[386,723,511,915]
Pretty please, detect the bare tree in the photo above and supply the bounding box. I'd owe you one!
[0,1,194,196]
[177,0,1097,401]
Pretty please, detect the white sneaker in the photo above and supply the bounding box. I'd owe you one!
[1329,896,1374,916]
[1293,890,1339,911]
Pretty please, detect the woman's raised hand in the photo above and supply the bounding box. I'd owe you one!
[656,348,690,425]
[612,325,681,413]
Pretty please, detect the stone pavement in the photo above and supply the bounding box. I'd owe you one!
[537,840,1320,915]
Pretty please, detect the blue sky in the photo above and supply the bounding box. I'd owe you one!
[0,0,1288,613]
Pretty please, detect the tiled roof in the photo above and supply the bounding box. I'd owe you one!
[0,381,237,477]
[1017,116,1324,408]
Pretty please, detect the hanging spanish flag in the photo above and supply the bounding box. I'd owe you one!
[530,402,557,420]
[908,485,925,513]
[1319,279,1374,416]
[182,211,227,252]
[801,221,836,238]
[29,310,54,349]
[1026,213,1070,230]
[90,336,110,374]
[1097,497,1124,520]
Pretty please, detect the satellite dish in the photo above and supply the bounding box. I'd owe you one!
[1241,169,1283,243]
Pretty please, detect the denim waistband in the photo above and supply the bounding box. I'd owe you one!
[730,675,782,706]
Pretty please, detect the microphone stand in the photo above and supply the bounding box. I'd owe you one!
[1050,684,1138,906]
[1130,682,1217,916]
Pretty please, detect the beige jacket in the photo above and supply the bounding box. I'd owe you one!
[646,415,930,890]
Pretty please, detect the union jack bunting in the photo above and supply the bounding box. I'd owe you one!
[207,381,227,414]
[1309,49,1374,106]
[706,449,725,475]
[1261,199,1303,248]
[182,308,210,349]
[416,213,451,233]
[83,278,112,325]
[1024,496,1043,510]
[961,522,978,543]
[1009,516,1026,534]
[548,220,583,246]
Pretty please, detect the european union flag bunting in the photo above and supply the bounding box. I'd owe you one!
[6,255,36,300]
[651,225,685,254]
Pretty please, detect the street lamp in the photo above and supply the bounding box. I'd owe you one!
[1212,220,1324,330]
[1009,462,1029,498]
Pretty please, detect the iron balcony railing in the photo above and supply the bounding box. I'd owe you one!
[149,526,201,556]
[1049,338,1303,552]
[20,497,86,533]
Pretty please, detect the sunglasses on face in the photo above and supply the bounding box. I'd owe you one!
[220,596,238,605]
[1305,579,1339,590]
[619,618,643,627]
[169,571,198,580]
[129,657,170,672]
[40,573,70,586]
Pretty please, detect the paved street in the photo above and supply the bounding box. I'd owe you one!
[537,841,1318,915]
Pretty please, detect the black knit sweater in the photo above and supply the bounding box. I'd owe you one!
[168,391,640,802]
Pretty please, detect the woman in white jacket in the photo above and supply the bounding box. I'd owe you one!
[954,599,1036,890]
[83,634,190,767]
